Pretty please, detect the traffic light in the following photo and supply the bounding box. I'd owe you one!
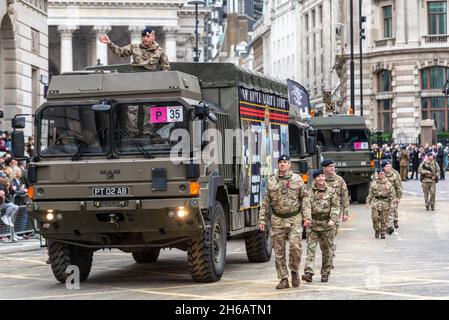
[360,16,366,40]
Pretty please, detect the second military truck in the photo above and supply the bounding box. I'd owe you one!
[12,63,317,283]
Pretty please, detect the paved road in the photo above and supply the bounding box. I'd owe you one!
[1,178,448,300]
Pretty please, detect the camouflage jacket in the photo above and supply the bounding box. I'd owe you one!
[366,178,396,211]
[385,169,402,199]
[309,182,340,231]
[108,41,171,71]
[325,173,349,218]
[259,170,311,228]
[418,160,440,184]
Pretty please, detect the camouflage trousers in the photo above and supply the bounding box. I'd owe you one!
[387,199,399,228]
[304,229,335,276]
[271,225,302,279]
[330,222,340,266]
[372,208,388,234]
[422,182,436,207]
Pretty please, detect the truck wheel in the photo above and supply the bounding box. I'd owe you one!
[356,183,369,204]
[188,201,227,282]
[244,227,272,262]
[132,248,161,263]
[47,240,93,283]
[350,186,357,202]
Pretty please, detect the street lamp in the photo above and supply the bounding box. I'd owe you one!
[187,0,206,62]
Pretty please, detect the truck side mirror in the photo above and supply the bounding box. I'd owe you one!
[306,136,317,155]
[207,111,217,123]
[12,131,25,158]
[299,160,309,174]
[12,116,26,129]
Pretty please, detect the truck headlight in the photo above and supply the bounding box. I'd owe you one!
[177,207,188,218]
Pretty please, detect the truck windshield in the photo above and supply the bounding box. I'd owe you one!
[114,102,189,154]
[38,105,110,157]
[316,129,370,151]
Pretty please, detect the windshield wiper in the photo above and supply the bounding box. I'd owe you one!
[72,127,107,161]
[116,128,155,159]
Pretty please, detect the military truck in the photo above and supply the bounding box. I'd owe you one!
[306,115,374,203]
[11,63,317,283]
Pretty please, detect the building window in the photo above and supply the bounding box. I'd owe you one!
[378,99,392,133]
[428,1,447,35]
[421,97,448,130]
[31,28,40,55]
[421,66,448,89]
[383,5,393,38]
[379,70,392,92]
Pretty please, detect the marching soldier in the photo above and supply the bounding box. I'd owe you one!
[321,159,349,269]
[418,152,440,211]
[366,168,396,239]
[258,155,312,289]
[399,146,410,181]
[382,161,402,234]
[302,169,340,283]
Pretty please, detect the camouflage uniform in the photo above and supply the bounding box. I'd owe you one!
[259,170,311,280]
[108,41,170,71]
[418,160,440,209]
[366,177,396,236]
[324,173,349,266]
[384,169,402,228]
[303,182,340,277]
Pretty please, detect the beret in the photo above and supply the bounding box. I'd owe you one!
[321,159,335,167]
[142,26,154,36]
[278,154,290,162]
[312,169,324,179]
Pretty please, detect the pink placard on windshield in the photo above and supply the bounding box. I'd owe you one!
[354,142,362,150]
[150,107,167,123]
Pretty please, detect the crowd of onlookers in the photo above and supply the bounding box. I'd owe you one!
[0,131,35,242]
[372,142,449,181]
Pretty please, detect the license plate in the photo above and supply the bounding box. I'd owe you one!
[92,187,129,197]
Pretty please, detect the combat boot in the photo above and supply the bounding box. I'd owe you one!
[431,205,435,211]
[394,221,399,229]
[426,206,430,211]
[291,272,300,287]
[375,231,379,239]
[381,234,386,239]
[388,226,394,235]
[321,274,329,282]
[276,278,289,289]
[301,273,313,282]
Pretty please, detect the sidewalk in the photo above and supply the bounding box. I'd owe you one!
[0,238,44,254]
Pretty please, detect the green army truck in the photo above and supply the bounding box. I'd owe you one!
[306,115,374,203]
[11,63,317,283]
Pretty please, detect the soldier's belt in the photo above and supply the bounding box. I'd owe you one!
[272,210,300,218]
[311,213,331,221]
[374,196,388,199]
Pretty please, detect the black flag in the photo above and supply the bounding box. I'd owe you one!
[287,79,311,118]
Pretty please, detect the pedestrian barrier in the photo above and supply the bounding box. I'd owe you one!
[0,205,36,240]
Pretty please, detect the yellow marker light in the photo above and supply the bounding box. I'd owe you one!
[27,186,34,200]
[301,174,309,184]
[189,181,200,196]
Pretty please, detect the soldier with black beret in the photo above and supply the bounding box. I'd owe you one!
[99,26,170,71]
[259,154,311,289]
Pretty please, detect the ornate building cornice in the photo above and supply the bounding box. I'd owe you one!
[49,1,185,8]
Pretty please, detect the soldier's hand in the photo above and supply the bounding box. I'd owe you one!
[99,35,111,44]
[259,224,265,232]
[365,204,369,209]
[342,215,349,222]
[327,220,335,227]
[303,219,311,227]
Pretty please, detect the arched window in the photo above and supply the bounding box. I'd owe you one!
[421,67,449,130]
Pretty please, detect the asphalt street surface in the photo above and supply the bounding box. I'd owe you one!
[1,177,449,300]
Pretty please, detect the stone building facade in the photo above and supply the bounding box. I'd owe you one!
[339,0,449,142]
[47,0,209,75]
[0,0,48,135]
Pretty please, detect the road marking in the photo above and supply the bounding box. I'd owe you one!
[0,257,47,266]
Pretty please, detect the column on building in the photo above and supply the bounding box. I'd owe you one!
[395,0,406,45]
[57,25,78,73]
[407,0,420,45]
[92,25,111,66]
[128,25,142,44]
[322,0,332,90]
[163,27,178,62]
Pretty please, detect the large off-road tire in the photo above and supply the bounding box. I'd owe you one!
[244,228,272,262]
[187,201,227,282]
[47,240,93,283]
[356,183,369,204]
[350,186,357,202]
[132,248,161,263]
